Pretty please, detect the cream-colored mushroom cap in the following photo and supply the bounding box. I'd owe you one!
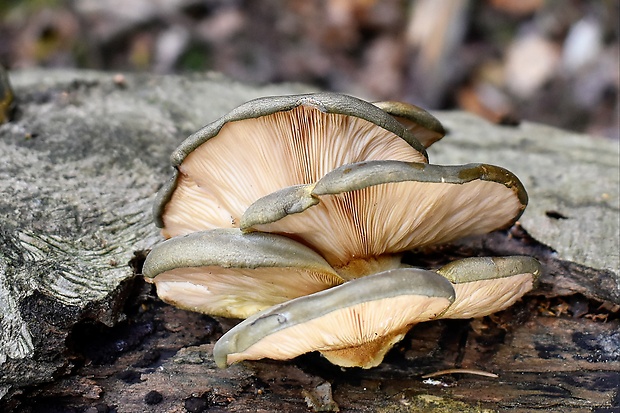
[142,228,344,319]
[373,101,446,148]
[241,160,528,278]
[154,93,430,239]
[213,268,455,369]
[436,256,541,319]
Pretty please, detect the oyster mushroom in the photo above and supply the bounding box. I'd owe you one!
[373,101,446,148]
[155,93,440,238]
[437,256,541,319]
[143,158,528,318]
[241,160,527,279]
[213,256,541,369]
[143,92,540,370]
[142,228,344,319]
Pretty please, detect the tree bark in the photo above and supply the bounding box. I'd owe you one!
[0,69,618,412]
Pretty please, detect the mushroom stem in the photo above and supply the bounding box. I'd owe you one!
[318,326,411,368]
[334,254,403,280]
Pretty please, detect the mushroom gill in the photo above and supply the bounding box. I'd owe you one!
[143,229,344,319]
[436,256,541,319]
[143,92,540,370]
[213,268,455,369]
[242,160,527,278]
[155,93,431,238]
[213,256,540,369]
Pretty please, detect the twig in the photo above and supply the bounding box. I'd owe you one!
[422,368,498,378]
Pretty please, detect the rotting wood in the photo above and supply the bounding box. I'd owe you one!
[1,69,618,412]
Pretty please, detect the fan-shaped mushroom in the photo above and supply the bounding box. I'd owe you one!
[437,256,541,319]
[154,93,442,238]
[143,92,540,370]
[241,160,527,278]
[213,268,455,369]
[373,101,446,148]
[142,228,344,318]
[213,256,540,369]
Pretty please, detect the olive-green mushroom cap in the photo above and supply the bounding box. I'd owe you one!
[373,101,446,148]
[436,256,541,319]
[241,160,528,275]
[154,93,429,238]
[143,228,344,319]
[213,268,455,369]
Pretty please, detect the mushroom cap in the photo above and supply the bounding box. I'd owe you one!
[212,256,540,369]
[154,93,430,238]
[436,256,541,319]
[143,228,344,318]
[213,268,455,369]
[241,160,528,274]
[373,101,446,148]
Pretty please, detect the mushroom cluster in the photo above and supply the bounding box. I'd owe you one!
[143,93,540,369]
